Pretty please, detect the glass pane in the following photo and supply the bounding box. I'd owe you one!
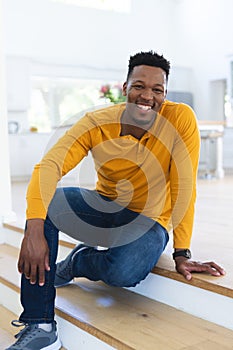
[28,77,125,132]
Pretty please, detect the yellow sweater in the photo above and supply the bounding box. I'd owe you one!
[26,101,200,248]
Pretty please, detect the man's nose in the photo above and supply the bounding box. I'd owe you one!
[140,88,153,100]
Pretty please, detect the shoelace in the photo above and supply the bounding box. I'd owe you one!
[10,320,38,345]
[11,320,27,339]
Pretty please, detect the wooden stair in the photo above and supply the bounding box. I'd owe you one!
[3,219,233,299]
[1,243,233,350]
[1,218,233,349]
[2,176,232,349]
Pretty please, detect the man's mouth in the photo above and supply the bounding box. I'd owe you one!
[136,104,153,111]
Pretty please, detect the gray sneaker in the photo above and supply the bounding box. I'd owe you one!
[6,320,61,350]
[55,244,88,287]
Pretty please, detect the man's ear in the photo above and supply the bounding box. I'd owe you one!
[122,82,127,96]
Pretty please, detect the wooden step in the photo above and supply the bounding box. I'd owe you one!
[3,220,233,333]
[1,243,233,350]
[3,219,233,299]
[8,176,233,301]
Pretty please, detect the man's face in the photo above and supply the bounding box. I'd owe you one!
[122,65,167,127]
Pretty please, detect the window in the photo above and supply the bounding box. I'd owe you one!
[28,77,125,132]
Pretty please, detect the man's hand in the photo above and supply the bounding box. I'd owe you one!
[18,218,50,286]
[174,257,226,281]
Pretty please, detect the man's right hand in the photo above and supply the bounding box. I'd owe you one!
[18,218,50,286]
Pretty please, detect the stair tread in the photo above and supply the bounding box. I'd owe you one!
[1,243,233,350]
[3,220,233,299]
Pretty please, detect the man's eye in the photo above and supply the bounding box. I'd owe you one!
[153,89,164,94]
[133,85,144,89]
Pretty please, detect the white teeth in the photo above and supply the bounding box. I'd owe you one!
[137,104,151,111]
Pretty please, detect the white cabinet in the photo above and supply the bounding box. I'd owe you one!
[9,133,96,186]
[9,133,51,180]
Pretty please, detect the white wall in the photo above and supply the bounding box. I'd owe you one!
[2,0,233,173]
[3,0,185,133]
[2,0,177,69]
[4,0,233,119]
[174,0,233,169]
[3,0,195,130]
[174,0,233,119]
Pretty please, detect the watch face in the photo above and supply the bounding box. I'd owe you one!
[173,249,192,259]
[185,249,191,258]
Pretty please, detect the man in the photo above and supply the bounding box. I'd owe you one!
[7,51,225,350]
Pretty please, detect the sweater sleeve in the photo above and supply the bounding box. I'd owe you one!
[169,104,200,248]
[26,114,94,219]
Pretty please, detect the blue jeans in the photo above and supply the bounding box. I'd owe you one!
[19,187,169,323]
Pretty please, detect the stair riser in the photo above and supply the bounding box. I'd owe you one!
[0,283,22,317]
[0,227,23,248]
[128,273,233,331]
[57,316,115,350]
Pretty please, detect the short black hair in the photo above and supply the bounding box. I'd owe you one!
[126,50,170,81]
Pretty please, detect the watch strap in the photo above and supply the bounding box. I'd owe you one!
[172,249,191,260]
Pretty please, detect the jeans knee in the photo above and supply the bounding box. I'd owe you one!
[104,262,148,288]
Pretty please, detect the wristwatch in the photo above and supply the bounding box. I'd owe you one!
[172,249,192,260]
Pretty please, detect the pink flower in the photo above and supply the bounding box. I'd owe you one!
[100,85,110,94]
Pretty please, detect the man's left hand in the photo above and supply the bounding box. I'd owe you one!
[174,257,226,281]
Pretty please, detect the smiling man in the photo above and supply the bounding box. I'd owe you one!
[7,51,225,350]
[122,63,167,130]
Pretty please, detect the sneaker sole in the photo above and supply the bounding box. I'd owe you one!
[55,279,73,288]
